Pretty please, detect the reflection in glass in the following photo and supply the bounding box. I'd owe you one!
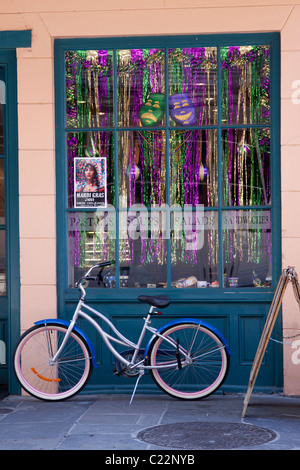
[170,129,217,207]
[171,210,218,287]
[169,47,217,126]
[0,68,4,154]
[118,131,166,208]
[221,45,270,125]
[0,103,3,154]
[67,211,115,288]
[64,43,273,289]
[65,50,114,128]
[222,128,270,206]
[67,131,114,208]
[117,49,165,128]
[0,231,5,295]
[0,160,4,224]
[119,213,167,288]
[222,209,272,287]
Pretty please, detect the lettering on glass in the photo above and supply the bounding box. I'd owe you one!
[0,81,5,105]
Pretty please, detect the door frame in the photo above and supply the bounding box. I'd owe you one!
[0,30,31,394]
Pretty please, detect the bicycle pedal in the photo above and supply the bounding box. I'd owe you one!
[113,368,121,377]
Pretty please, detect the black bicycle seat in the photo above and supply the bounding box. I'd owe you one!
[137,295,170,309]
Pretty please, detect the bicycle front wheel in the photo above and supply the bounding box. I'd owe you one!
[149,322,230,400]
[13,323,93,401]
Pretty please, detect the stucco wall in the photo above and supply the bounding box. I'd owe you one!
[1,0,300,393]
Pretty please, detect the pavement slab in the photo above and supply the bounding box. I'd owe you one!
[0,393,299,451]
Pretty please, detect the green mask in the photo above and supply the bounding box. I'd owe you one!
[140,93,165,126]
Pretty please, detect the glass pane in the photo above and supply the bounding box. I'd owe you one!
[68,211,115,288]
[169,47,217,126]
[118,130,166,208]
[171,209,218,287]
[117,49,165,128]
[119,209,167,288]
[65,41,274,291]
[65,50,114,128]
[222,209,272,287]
[0,67,4,154]
[170,129,218,206]
[0,160,4,224]
[222,128,270,206]
[221,45,270,124]
[67,131,114,208]
[0,104,3,154]
[0,231,5,295]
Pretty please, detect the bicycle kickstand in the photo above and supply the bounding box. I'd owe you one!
[129,370,144,405]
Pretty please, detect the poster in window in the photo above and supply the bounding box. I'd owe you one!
[74,157,107,208]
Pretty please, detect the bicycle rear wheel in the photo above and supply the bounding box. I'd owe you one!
[13,323,93,401]
[149,321,230,400]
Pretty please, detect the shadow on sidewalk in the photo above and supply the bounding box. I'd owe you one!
[0,385,8,401]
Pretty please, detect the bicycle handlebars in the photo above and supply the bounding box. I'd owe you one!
[75,260,115,290]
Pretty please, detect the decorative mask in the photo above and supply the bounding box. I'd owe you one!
[140,93,165,127]
[169,93,196,126]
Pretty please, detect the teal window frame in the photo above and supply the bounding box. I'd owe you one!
[0,29,31,393]
[54,33,280,308]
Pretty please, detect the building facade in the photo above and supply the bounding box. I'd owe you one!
[1,0,300,396]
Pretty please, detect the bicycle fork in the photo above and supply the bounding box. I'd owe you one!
[48,303,82,365]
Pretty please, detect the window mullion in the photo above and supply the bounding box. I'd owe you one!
[217,45,224,288]
[165,47,171,288]
[113,48,120,288]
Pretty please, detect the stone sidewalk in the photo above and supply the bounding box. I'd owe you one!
[0,393,299,450]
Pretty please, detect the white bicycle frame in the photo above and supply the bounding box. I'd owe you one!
[48,262,228,403]
[51,281,189,374]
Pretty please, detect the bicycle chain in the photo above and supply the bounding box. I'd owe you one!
[270,331,300,345]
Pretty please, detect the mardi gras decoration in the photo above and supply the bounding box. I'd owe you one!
[169,93,196,126]
[85,147,98,158]
[126,164,141,181]
[65,44,272,281]
[140,93,165,127]
[199,163,208,181]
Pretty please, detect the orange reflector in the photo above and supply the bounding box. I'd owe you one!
[31,367,61,383]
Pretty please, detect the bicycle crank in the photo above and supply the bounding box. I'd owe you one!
[114,349,144,377]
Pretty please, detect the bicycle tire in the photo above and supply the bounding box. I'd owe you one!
[13,323,93,401]
[148,321,230,400]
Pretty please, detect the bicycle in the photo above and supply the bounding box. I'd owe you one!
[13,261,232,403]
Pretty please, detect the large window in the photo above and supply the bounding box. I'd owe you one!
[61,36,277,290]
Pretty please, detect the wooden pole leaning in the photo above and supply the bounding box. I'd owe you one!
[241,267,298,418]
